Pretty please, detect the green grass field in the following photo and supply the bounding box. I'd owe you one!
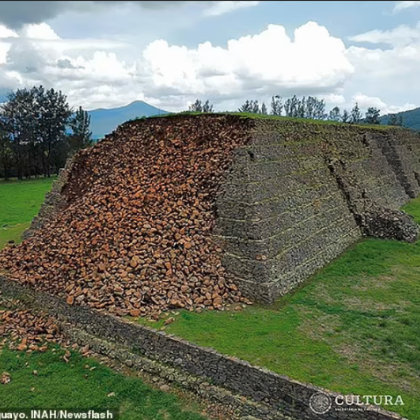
[137,199,420,419]
[0,177,56,249]
[0,346,205,420]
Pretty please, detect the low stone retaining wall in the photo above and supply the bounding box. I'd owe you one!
[0,275,406,420]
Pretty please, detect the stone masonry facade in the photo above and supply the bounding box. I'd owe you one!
[213,120,420,303]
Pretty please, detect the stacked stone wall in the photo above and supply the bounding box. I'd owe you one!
[214,121,419,302]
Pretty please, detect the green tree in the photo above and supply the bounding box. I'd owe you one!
[0,85,71,179]
[312,97,326,120]
[189,99,202,112]
[0,87,38,179]
[251,100,260,114]
[202,100,214,112]
[261,102,268,115]
[328,106,341,122]
[350,103,362,124]
[239,100,261,114]
[270,96,283,116]
[284,95,300,117]
[388,114,398,126]
[365,107,381,124]
[342,109,350,123]
[238,100,252,112]
[0,130,13,179]
[68,106,93,152]
[189,99,213,112]
[36,86,72,177]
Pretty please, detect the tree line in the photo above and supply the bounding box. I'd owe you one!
[0,85,92,180]
[188,96,404,126]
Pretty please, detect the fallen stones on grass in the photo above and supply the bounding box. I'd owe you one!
[0,295,65,352]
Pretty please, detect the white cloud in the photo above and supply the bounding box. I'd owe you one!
[321,93,345,105]
[142,22,353,99]
[349,22,420,47]
[0,24,18,39]
[394,1,420,12]
[204,1,260,17]
[0,24,18,64]
[0,18,418,115]
[22,23,60,40]
[351,93,415,114]
[0,21,355,110]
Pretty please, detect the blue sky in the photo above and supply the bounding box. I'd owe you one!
[0,1,419,114]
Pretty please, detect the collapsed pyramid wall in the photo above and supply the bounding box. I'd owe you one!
[2,115,420,309]
[213,120,420,303]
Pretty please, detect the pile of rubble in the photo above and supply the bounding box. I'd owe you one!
[0,115,252,318]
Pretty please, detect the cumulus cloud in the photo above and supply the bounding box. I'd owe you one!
[142,22,353,99]
[394,1,420,12]
[0,21,354,110]
[22,23,60,40]
[0,17,417,115]
[351,93,415,114]
[203,1,260,16]
[321,94,346,105]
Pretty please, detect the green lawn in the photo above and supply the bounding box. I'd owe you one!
[0,177,56,249]
[0,346,205,420]
[137,198,420,419]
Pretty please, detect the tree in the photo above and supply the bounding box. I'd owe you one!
[342,109,350,123]
[189,99,203,112]
[387,114,403,126]
[296,97,306,118]
[388,114,398,126]
[238,100,260,114]
[0,85,71,179]
[365,107,381,125]
[328,106,341,122]
[68,106,93,152]
[0,87,38,179]
[261,102,268,115]
[251,100,260,114]
[350,103,362,124]
[189,99,213,113]
[36,86,72,177]
[0,130,13,179]
[238,100,252,112]
[270,96,283,116]
[284,95,300,117]
[312,97,326,120]
[202,100,214,113]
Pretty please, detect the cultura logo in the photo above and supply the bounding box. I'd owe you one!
[308,392,405,415]
[309,392,332,414]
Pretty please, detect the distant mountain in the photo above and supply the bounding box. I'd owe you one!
[88,101,168,140]
[380,107,420,131]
